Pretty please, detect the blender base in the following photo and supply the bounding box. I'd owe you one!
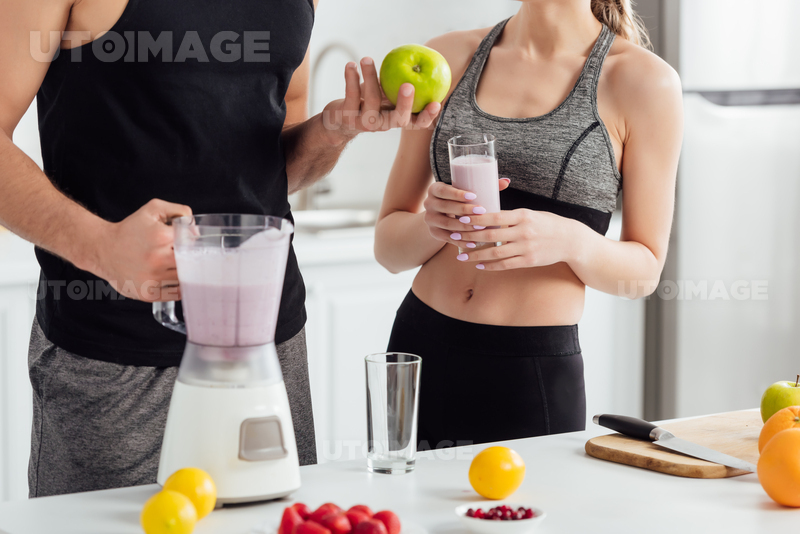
[158,378,301,503]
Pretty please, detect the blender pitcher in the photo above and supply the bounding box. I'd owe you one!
[153,214,301,504]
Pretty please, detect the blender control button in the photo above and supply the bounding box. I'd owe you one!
[239,416,288,461]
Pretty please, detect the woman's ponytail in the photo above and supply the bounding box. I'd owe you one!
[591,0,652,50]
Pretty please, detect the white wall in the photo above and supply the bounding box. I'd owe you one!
[295,0,520,210]
[12,102,43,169]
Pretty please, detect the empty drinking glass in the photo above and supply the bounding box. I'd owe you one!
[365,353,422,474]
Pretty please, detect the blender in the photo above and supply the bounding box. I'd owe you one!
[153,214,301,504]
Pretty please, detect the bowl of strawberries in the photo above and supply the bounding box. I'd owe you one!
[279,503,402,534]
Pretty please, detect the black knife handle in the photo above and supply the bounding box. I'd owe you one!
[593,414,659,441]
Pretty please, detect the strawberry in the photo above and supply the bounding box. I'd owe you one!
[347,505,374,518]
[346,511,371,529]
[294,522,332,534]
[353,519,388,534]
[310,503,343,524]
[292,503,313,520]
[279,507,305,534]
[321,512,352,534]
[373,511,400,534]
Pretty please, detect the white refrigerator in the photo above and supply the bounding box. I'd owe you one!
[647,0,800,419]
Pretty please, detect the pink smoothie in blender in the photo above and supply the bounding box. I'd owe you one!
[175,228,290,349]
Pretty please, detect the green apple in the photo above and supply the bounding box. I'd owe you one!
[380,44,452,114]
[761,377,800,422]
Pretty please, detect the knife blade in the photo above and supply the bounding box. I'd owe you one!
[593,414,757,473]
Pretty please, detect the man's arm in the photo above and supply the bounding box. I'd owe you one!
[281,43,341,195]
[0,0,101,269]
[282,0,442,194]
[283,58,443,195]
[0,0,190,301]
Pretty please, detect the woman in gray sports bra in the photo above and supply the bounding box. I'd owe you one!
[375,0,683,449]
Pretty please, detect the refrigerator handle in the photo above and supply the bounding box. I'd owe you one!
[693,89,800,107]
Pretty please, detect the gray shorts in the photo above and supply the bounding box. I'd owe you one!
[27,317,317,498]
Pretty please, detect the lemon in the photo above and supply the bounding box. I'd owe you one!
[141,490,198,534]
[163,467,218,519]
[468,446,526,499]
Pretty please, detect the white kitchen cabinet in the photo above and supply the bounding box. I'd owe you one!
[0,233,39,502]
[294,230,417,463]
[0,285,36,502]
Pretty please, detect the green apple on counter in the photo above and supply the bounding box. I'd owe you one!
[761,375,800,422]
[379,44,452,114]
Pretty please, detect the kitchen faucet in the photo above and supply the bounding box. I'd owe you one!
[294,42,360,212]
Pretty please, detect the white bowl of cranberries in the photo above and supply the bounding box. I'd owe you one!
[455,503,546,534]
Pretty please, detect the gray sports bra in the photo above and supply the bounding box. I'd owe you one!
[430,19,621,234]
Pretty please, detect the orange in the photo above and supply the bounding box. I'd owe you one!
[468,446,526,500]
[759,406,800,453]
[140,490,198,534]
[163,467,217,519]
[758,428,800,507]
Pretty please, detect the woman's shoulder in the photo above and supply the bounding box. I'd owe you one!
[603,37,682,108]
[424,26,494,90]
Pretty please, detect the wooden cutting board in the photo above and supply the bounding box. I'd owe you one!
[585,410,762,478]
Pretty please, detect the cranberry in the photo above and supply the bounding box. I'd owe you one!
[469,505,537,521]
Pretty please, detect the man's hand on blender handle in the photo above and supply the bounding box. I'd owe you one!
[454,209,586,271]
[321,58,442,145]
[81,199,192,302]
[422,178,511,247]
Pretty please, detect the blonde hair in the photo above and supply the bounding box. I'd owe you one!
[591,0,652,50]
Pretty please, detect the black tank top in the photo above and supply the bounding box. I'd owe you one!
[35,0,314,366]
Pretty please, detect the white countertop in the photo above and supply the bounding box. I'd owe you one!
[292,227,376,266]
[0,411,784,534]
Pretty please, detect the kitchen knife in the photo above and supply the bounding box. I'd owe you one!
[592,414,757,473]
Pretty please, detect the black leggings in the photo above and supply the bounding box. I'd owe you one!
[387,290,586,449]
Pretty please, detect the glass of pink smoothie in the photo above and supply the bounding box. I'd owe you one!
[447,134,502,253]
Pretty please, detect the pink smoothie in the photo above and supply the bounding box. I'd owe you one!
[178,282,282,347]
[450,154,501,214]
[175,228,290,348]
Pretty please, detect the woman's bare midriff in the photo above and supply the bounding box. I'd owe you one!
[411,242,586,326]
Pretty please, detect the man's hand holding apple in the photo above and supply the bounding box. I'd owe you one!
[322,43,452,143]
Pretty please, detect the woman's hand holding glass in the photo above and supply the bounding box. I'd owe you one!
[456,209,582,271]
[423,179,511,247]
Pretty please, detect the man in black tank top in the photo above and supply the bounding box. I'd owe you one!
[0,0,442,496]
